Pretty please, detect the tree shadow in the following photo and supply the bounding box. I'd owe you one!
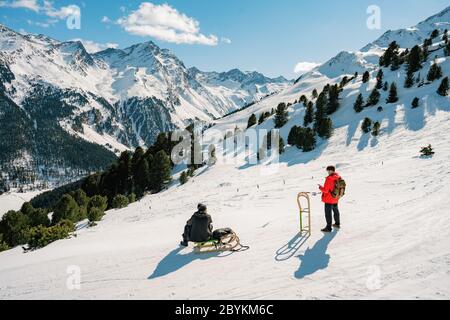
[275,232,310,262]
[370,136,379,148]
[346,120,360,146]
[294,231,337,279]
[404,102,425,132]
[148,247,221,280]
[357,132,370,151]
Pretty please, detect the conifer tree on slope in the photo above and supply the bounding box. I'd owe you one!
[304,101,314,126]
[387,82,399,104]
[274,103,289,128]
[353,93,364,113]
[437,77,449,96]
[427,62,443,82]
[151,151,172,192]
[407,45,423,74]
[376,69,384,89]
[247,114,257,128]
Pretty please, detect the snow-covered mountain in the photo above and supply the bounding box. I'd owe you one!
[362,6,450,51]
[0,24,291,187]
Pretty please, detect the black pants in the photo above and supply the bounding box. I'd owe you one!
[325,203,340,229]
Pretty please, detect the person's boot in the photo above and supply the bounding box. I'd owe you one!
[333,224,341,229]
[321,227,332,233]
[180,240,188,247]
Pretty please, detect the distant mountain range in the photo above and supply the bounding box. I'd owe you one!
[0,24,291,187]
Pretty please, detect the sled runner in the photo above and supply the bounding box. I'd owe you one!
[194,231,249,254]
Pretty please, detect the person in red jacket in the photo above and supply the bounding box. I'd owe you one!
[318,166,341,233]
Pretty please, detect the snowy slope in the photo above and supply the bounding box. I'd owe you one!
[0,103,449,299]
[1,7,450,300]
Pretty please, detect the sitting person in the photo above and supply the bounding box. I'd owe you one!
[180,204,213,246]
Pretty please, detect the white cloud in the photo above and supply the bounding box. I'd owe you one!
[0,1,80,22]
[0,0,40,12]
[294,62,320,74]
[117,2,218,46]
[43,1,80,20]
[101,16,111,23]
[71,38,119,53]
[221,37,232,44]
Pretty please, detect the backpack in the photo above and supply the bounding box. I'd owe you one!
[331,178,346,199]
[212,228,234,241]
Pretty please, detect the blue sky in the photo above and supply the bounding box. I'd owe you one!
[1,0,450,78]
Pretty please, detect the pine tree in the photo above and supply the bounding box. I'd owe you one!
[134,158,150,197]
[437,77,449,96]
[407,45,423,73]
[117,151,132,196]
[427,62,443,82]
[412,97,420,109]
[326,84,340,115]
[88,195,108,213]
[404,70,415,88]
[151,151,172,192]
[353,93,364,113]
[52,194,79,224]
[367,88,380,106]
[313,91,327,132]
[112,194,129,209]
[376,70,384,89]
[431,29,439,39]
[380,41,399,67]
[390,54,400,71]
[247,114,257,128]
[274,103,289,128]
[387,82,399,104]
[288,126,316,152]
[361,118,373,134]
[362,71,370,83]
[302,128,317,152]
[70,189,89,220]
[383,81,389,91]
[372,121,381,137]
[288,126,299,146]
[317,118,333,139]
[304,101,314,126]
[312,89,318,99]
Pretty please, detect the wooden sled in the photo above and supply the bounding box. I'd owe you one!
[194,232,248,254]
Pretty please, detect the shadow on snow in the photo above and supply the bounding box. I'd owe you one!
[294,231,337,279]
[148,247,222,280]
[275,232,311,262]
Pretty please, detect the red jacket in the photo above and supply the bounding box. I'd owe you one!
[319,172,341,204]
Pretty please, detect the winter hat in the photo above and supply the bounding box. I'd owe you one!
[197,203,207,212]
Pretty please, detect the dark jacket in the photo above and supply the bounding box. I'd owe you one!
[186,211,213,242]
